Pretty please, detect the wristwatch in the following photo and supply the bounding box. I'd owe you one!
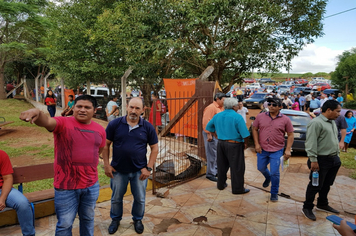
[146,166,153,172]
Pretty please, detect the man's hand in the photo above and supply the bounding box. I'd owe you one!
[310,162,319,172]
[339,141,344,150]
[0,198,6,211]
[333,220,356,236]
[255,144,262,154]
[104,165,116,178]
[19,109,41,124]
[207,133,213,142]
[284,150,291,159]
[140,168,151,180]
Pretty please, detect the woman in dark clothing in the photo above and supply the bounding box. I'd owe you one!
[44,90,57,117]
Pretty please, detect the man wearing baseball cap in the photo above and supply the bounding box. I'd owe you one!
[252,97,294,201]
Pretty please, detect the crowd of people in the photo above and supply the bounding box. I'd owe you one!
[2,83,356,235]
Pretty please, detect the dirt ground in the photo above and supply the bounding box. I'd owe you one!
[0,107,352,176]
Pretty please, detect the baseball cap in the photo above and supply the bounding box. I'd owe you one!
[267,97,282,106]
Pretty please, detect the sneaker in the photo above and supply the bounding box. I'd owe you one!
[301,208,316,221]
[133,220,144,234]
[316,205,340,214]
[263,178,271,188]
[108,220,120,234]
[270,194,278,202]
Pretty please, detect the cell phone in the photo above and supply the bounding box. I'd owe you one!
[326,215,356,231]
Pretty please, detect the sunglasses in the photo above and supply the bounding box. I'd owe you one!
[267,103,278,107]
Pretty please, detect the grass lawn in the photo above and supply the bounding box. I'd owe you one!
[339,148,356,179]
[0,99,110,193]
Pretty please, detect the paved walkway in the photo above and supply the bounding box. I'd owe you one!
[1,148,355,235]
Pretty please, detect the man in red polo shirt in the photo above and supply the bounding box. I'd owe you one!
[252,97,294,201]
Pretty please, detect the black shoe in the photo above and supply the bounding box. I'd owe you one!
[301,208,316,221]
[133,220,144,234]
[108,220,120,234]
[263,178,271,188]
[233,188,250,195]
[206,176,218,182]
[316,205,340,214]
[217,183,228,190]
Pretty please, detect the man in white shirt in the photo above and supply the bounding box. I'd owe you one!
[236,101,249,123]
[282,94,293,109]
[320,93,329,107]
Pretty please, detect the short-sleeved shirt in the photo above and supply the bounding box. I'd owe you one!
[299,96,306,106]
[236,107,249,123]
[53,116,106,190]
[206,110,250,142]
[0,150,13,189]
[335,115,348,141]
[253,112,294,152]
[45,97,56,106]
[106,116,158,173]
[106,101,117,114]
[202,101,224,133]
[310,99,321,108]
[67,100,75,108]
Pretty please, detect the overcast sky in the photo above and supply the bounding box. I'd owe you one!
[283,0,356,74]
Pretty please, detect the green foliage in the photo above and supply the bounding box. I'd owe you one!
[339,148,356,179]
[331,48,356,92]
[301,72,314,78]
[0,0,50,99]
[313,72,329,77]
[344,101,356,110]
[98,164,110,186]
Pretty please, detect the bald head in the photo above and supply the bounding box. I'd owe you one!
[128,97,144,109]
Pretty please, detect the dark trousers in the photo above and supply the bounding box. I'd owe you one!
[217,141,245,194]
[305,101,310,109]
[303,155,341,209]
[47,105,56,117]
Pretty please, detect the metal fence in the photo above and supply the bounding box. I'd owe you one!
[150,89,214,193]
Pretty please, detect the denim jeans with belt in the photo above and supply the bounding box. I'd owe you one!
[54,181,99,236]
[0,188,35,236]
[110,170,148,221]
[257,148,284,194]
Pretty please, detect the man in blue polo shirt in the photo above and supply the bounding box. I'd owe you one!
[206,98,250,194]
[102,97,158,235]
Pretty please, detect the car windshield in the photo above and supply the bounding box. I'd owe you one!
[285,114,311,126]
[250,94,266,99]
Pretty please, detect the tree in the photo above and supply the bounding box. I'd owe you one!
[45,0,121,93]
[164,0,327,90]
[331,48,356,93]
[0,0,49,99]
[314,72,329,77]
[301,72,314,78]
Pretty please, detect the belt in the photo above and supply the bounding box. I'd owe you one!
[220,140,240,144]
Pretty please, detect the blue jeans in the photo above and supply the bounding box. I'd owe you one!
[54,182,99,236]
[202,131,218,178]
[0,188,35,236]
[47,105,56,117]
[110,170,148,221]
[257,148,284,194]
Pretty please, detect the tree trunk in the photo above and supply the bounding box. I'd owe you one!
[0,65,6,99]
[141,83,152,120]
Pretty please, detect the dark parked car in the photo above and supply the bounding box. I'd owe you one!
[260,78,275,83]
[249,109,313,152]
[243,92,268,109]
[323,89,342,97]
